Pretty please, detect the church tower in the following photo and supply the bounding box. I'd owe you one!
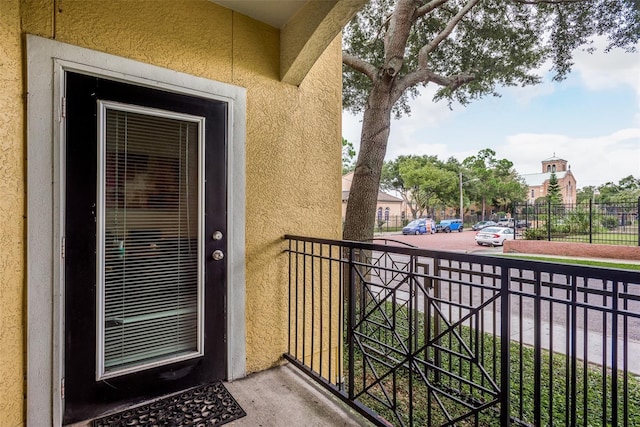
[541,154,569,173]
[521,154,577,204]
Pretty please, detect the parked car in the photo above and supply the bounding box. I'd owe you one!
[420,217,436,234]
[471,220,497,231]
[435,219,463,233]
[402,219,428,235]
[497,217,514,227]
[474,226,515,246]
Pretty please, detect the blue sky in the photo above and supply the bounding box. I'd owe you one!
[342,38,640,189]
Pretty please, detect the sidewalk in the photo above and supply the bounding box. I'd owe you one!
[514,313,640,376]
[437,306,640,376]
[372,284,640,377]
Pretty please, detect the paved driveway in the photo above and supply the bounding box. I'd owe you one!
[378,229,502,253]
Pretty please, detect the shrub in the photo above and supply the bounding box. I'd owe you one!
[524,228,546,240]
[566,209,590,233]
[551,223,571,236]
[601,216,618,230]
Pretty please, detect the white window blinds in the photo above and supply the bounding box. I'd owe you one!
[97,102,204,379]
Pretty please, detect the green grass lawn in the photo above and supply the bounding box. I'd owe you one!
[347,302,640,426]
[499,254,640,271]
[552,232,639,245]
[525,227,639,246]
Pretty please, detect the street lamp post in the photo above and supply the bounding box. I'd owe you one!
[459,171,463,222]
[460,172,480,224]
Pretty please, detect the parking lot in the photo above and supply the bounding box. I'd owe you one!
[379,228,503,253]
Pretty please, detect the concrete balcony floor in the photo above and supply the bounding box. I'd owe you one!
[226,363,374,426]
[67,363,374,427]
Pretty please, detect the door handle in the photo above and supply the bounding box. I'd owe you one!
[211,250,224,261]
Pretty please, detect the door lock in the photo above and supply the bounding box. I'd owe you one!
[212,231,223,241]
[211,250,224,261]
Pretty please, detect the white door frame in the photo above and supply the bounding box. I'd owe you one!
[26,35,246,426]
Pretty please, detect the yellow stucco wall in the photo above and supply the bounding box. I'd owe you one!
[0,0,343,420]
[238,26,344,371]
[0,0,26,424]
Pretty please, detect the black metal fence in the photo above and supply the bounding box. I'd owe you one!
[284,235,640,427]
[373,215,407,233]
[513,198,640,246]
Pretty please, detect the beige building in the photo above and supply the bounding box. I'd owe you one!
[521,156,578,204]
[342,172,405,220]
[0,1,367,425]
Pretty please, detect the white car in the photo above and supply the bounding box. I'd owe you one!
[474,226,515,246]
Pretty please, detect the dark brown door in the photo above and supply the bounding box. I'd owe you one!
[63,72,227,424]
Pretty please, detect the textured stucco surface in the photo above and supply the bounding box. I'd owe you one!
[53,0,234,81]
[0,0,26,425]
[280,0,367,84]
[21,0,53,37]
[8,2,344,418]
[233,12,343,371]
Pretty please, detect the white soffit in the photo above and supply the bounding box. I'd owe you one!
[210,0,309,28]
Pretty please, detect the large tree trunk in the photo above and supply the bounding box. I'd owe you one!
[343,85,395,241]
[342,0,419,241]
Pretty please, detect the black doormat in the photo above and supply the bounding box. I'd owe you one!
[92,381,246,426]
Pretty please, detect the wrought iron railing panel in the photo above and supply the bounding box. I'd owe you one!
[513,198,640,246]
[284,235,640,427]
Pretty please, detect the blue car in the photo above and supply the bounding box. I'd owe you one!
[435,219,463,233]
[402,219,427,235]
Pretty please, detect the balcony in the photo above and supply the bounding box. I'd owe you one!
[225,363,374,426]
[66,236,640,426]
[282,235,640,426]
[68,365,374,427]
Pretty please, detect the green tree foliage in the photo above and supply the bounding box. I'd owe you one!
[547,171,562,203]
[342,137,357,174]
[598,175,640,202]
[341,0,640,241]
[619,175,640,191]
[576,185,598,203]
[381,149,526,220]
[576,175,640,203]
[462,149,527,219]
[381,155,457,218]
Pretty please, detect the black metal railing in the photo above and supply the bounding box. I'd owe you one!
[513,198,640,246]
[284,235,640,427]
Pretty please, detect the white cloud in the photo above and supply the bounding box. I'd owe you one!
[572,38,640,94]
[342,111,363,147]
[503,79,556,106]
[396,86,458,129]
[342,85,459,154]
[499,58,557,105]
[572,38,640,126]
[501,129,640,187]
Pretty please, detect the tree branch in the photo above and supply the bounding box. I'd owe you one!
[383,0,419,78]
[342,52,377,81]
[416,0,451,18]
[395,69,475,95]
[511,0,585,3]
[418,0,481,68]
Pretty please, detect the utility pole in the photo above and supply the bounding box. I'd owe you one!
[459,171,463,222]
[460,172,480,225]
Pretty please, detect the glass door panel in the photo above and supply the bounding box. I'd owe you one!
[97,103,204,379]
